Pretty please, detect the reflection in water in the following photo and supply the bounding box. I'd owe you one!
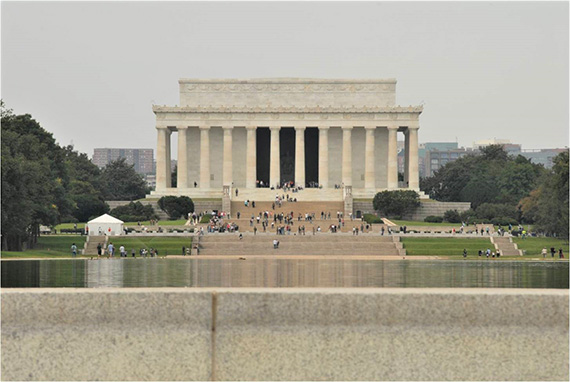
[1,259,568,289]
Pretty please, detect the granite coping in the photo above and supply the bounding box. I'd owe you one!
[2,288,568,381]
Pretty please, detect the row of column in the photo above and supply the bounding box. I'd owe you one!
[156,125,419,191]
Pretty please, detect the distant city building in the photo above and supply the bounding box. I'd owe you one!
[473,138,521,154]
[520,148,568,168]
[144,174,156,190]
[92,148,154,174]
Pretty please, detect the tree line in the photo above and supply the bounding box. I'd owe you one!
[1,103,149,250]
[420,145,569,238]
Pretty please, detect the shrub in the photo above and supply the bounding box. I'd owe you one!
[200,214,212,224]
[363,214,384,224]
[491,217,519,226]
[158,196,195,220]
[110,202,158,222]
[373,190,420,217]
[424,216,443,223]
[460,208,477,223]
[475,203,518,221]
[443,209,462,223]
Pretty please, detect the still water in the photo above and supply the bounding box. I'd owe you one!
[2,258,568,288]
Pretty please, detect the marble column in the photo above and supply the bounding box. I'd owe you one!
[177,126,188,189]
[270,126,280,188]
[408,125,420,190]
[246,126,257,188]
[318,126,329,188]
[223,126,233,186]
[387,125,398,189]
[199,126,210,189]
[165,129,172,188]
[364,126,376,189]
[404,129,410,185]
[342,126,352,186]
[156,127,169,191]
[294,126,306,188]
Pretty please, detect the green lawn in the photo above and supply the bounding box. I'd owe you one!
[107,237,193,256]
[2,236,193,258]
[401,237,493,256]
[513,237,569,256]
[2,236,87,258]
[391,220,463,227]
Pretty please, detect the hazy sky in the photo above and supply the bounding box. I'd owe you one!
[2,1,568,158]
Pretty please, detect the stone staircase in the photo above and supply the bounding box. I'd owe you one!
[491,236,522,256]
[82,235,107,255]
[197,234,405,256]
[231,200,345,219]
[232,188,344,202]
[212,218,384,233]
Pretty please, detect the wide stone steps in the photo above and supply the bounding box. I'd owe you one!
[197,234,403,256]
[232,188,344,202]
[207,219,384,233]
[83,235,106,255]
[231,201,345,219]
[492,237,522,256]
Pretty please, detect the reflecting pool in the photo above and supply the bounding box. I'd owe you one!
[2,258,568,288]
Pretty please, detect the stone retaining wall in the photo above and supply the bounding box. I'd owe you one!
[353,199,472,221]
[2,288,567,381]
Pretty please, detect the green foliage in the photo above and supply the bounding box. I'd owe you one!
[424,216,444,223]
[1,106,70,250]
[373,190,420,218]
[443,209,462,223]
[363,214,384,224]
[200,214,212,224]
[158,196,195,220]
[520,151,569,238]
[421,145,545,209]
[474,203,518,221]
[100,158,148,201]
[110,202,158,222]
[490,217,518,226]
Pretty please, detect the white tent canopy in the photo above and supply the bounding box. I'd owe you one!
[86,214,124,236]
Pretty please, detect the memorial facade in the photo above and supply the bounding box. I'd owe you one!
[151,78,422,202]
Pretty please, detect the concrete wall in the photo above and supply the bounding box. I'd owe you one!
[2,288,567,381]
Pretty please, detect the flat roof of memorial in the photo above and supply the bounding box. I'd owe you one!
[178,78,397,84]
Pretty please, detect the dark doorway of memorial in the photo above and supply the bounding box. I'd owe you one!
[280,128,295,185]
[256,128,270,186]
[305,127,319,188]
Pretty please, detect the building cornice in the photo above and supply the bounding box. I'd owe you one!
[178,78,397,85]
[152,105,423,114]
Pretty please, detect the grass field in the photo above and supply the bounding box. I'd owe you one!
[2,236,192,258]
[2,236,87,258]
[391,220,463,227]
[401,237,495,257]
[513,237,569,256]
[106,237,193,256]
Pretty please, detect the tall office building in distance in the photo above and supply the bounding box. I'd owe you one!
[92,148,154,174]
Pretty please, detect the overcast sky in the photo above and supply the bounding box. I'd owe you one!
[2,1,568,158]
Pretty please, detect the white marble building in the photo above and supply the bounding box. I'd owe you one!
[151,78,422,201]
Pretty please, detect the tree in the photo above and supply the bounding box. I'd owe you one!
[373,190,420,218]
[421,145,545,209]
[521,151,569,238]
[110,201,158,222]
[63,145,108,222]
[100,158,148,201]
[1,106,69,250]
[158,196,194,220]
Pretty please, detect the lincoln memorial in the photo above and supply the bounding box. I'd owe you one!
[151,78,423,211]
